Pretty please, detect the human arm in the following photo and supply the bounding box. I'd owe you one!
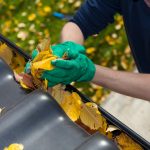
[92,65,150,101]
[25,0,122,87]
[60,22,84,45]
[40,0,122,86]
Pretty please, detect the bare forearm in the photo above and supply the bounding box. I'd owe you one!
[60,22,84,45]
[92,65,150,101]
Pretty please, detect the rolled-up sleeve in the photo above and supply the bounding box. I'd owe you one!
[70,0,121,39]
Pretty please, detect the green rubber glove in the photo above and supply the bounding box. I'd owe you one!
[51,41,86,58]
[41,54,96,87]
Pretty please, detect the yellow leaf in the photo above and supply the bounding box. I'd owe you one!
[51,84,66,104]
[61,92,82,121]
[4,143,24,150]
[102,118,108,132]
[42,79,48,91]
[15,54,26,67]
[80,102,103,130]
[43,6,52,13]
[115,133,143,150]
[0,43,13,65]
[32,51,51,63]
[28,13,36,21]
[20,80,31,89]
[86,47,96,54]
[11,53,26,74]
[72,92,82,106]
[32,57,56,71]
[14,66,24,74]
[36,38,51,52]
[99,117,113,139]
[106,131,113,139]
[41,53,55,60]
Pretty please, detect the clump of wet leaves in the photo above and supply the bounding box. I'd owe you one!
[14,39,56,91]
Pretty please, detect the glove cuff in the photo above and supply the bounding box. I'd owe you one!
[77,58,96,82]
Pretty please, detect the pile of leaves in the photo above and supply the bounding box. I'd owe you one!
[51,85,143,150]
[0,40,143,150]
[0,0,135,104]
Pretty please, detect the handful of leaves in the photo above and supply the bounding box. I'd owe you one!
[30,39,56,89]
[15,39,57,90]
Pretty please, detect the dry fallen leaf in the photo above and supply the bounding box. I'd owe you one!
[51,84,66,104]
[115,133,143,150]
[15,38,69,91]
[0,43,13,65]
[43,79,48,91]
[80,102,103,130]
[14,73,35,90]
[99,117,108,134]
[13,39,56,91]
[106,125,120,133]
[11,53,26,74]
[32,57,56,71]
[36,38,51,52]
[4,143,24,150]
[61,92,82,121]
[32,50,53,63]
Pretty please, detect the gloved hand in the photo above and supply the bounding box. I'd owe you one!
[41,54,96,87]
[51,41,86,58]
[24,41,85,73]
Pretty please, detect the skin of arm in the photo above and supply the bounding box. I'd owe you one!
[60,22,84,44]
[92,65,150,101]
[60,22,150,101]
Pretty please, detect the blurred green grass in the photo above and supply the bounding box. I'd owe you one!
[0,0,134,103]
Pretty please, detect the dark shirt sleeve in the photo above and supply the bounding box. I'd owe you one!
[70,0,121,39]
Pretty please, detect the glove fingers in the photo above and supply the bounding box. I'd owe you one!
[41,72,65,83]
[42,71,76,86]
[77,59,96,82]
[67,49,78,59]
[51,59,76,69]
[43,69,68,78]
